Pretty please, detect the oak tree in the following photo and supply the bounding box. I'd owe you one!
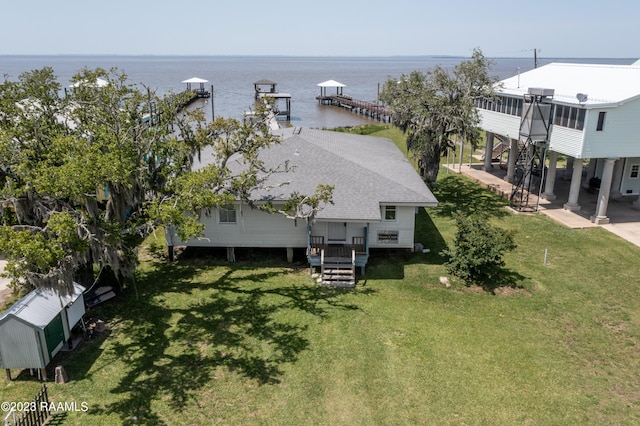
[379,48,497,186]
[0,67,331,294]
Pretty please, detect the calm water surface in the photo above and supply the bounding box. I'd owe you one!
[1,56,634,128]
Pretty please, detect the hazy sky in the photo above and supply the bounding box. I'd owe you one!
[1,0,636,58]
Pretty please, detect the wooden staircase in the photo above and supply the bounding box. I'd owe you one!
[319,249,356,287]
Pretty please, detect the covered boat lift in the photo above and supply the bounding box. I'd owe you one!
[182,77,211,99]
[317,79,346,100]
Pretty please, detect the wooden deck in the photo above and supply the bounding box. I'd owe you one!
[307,236,368,286]
[316,95,392,122]
[308,244,367,276]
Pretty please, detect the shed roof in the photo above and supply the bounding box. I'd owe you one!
[194,128,437,221]
[499,62,640,107]
[317,79,346,88]
[0,283,85,329]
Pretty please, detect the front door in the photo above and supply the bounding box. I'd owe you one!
[328,222,346,242]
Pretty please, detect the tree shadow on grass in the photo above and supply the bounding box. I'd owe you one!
[414,208,449,265]
[86,257,366,424]
[434,174,511,218]
[365,251,407,280]
[466,268,529,295]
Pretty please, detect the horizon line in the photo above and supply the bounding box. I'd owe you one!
[0,53,636,60]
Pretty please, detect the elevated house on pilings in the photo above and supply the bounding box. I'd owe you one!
[166,128,438,287]
[476,61,640,224]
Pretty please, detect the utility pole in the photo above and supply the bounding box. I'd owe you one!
[534,48,539,69]
[210,84,215,119]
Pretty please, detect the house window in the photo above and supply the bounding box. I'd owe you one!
[596,111,606,131]
[561,105,570,127]
[219,205,236,224]
[383,205,396,221]
[515,98,522,117]
[568,108,577,129]
[576,109,586,130]
[553,105,562,125]
[378,230,399,243]
[631,164,640,179]
[553,106,585,130]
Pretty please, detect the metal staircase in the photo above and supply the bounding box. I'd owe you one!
[511,88,554,212]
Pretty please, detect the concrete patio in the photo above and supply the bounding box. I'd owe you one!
[446,162,640,248]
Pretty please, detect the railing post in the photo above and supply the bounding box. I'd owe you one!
[42,383,49,420]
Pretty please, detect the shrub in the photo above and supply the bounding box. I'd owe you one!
[442,213,516,282]
[332,124,389,135]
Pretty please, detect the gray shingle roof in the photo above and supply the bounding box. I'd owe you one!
[254,128,438,221]
[195,127,437,221]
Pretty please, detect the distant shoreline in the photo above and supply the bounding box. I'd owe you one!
[0,54,636,61]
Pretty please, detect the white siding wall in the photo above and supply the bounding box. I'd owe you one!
[368,205,417,249]
[479,111,521,139]
[174,204,419,250]
[621,157,640,195]
[0,319,46,369]
[482,99,640,159]
[549,126,584,158]
[583,102,640,158]
[175,205,308,248]
[310,222,368,245]
[65,296,85,331]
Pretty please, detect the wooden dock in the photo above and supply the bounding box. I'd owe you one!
[183,88,211,107]
[181,77,211,108]
[317,95,392,122]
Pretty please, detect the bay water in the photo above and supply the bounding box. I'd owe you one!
[1,55,634,128]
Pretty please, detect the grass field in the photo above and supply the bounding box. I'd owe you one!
[2,128,640,425]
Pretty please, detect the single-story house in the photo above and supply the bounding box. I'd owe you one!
[167,127,438,285]
[476,61,640,223]
[0,282,85,380]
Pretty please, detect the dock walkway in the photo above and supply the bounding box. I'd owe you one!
[317,95,392,122]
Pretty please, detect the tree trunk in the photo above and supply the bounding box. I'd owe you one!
[423,140,443,187]
[75,252,95,288]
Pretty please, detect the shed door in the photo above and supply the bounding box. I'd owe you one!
[44,313,65,357]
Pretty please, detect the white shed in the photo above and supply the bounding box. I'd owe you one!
[0,282,85,379]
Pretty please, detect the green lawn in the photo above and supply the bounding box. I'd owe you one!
[2,134,640,424]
